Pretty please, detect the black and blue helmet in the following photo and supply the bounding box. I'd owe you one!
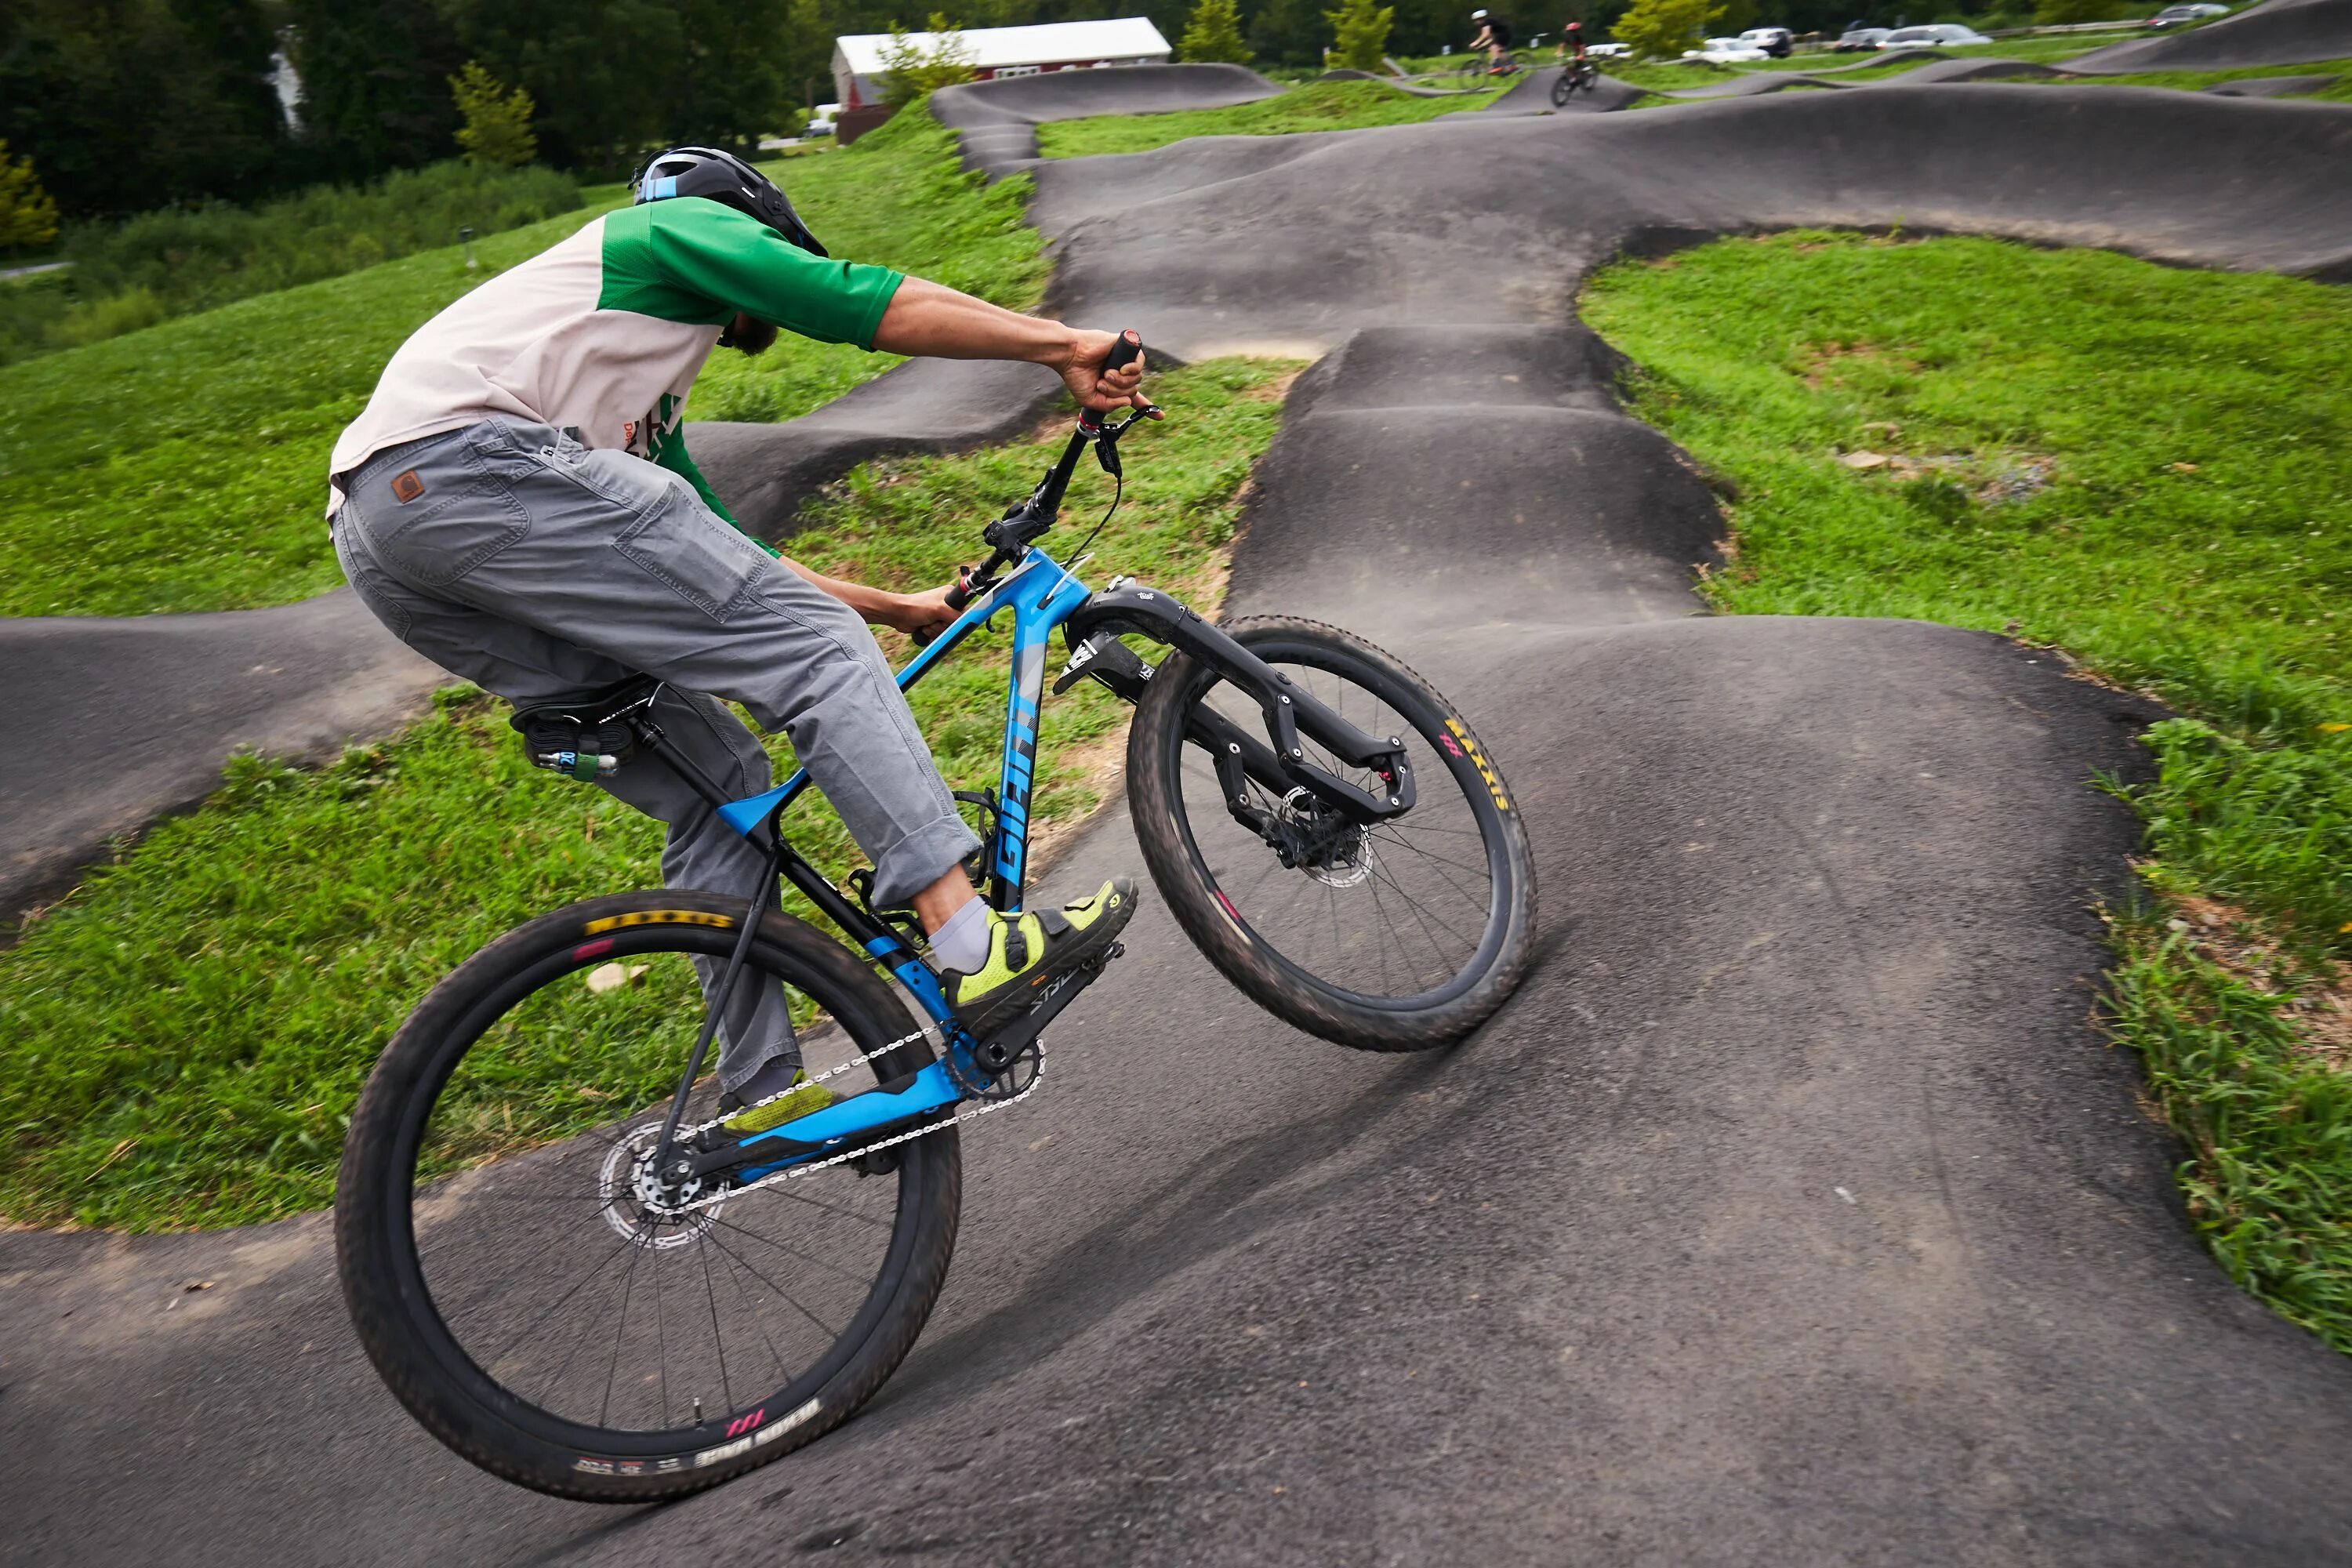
[632,146,827,258]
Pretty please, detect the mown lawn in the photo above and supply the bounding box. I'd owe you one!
[1036,78,1506,159]
[0,356,1296,1232]
[0,110,1042,620]
[2042,55,2352,101]
[1584,230,2352,1352]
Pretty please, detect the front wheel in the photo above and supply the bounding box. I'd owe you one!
[335,890,961,1501]
[1127,616,1537,1052]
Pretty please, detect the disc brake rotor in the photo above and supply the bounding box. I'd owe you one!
[1278,787,1371,887]
[599,1120,723,1248]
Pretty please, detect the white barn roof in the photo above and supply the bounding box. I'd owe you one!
[834,17,1171,76]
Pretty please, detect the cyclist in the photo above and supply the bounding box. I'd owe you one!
[1470,8,1515,71]
[1558,17,1590,64]
[325,147,1144,1132]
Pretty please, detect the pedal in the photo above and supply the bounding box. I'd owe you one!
[967,942,1124,1079]
[1054,632,1154,699]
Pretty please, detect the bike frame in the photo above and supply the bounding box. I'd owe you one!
[627,546,1098,1183]
[620,402,1415,1187]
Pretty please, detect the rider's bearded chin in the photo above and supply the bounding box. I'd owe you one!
[720,313,779,356]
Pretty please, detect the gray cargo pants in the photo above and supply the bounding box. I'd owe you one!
[332,416,980,1092]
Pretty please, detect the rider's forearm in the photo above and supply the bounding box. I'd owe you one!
[872,277,1084,376]
[779,556,911,625]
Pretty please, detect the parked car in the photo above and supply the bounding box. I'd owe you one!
[1737,25,1796,55]
[1685,34,1773,60]
[805,103,840,137]
[1877,22,1993,44]
[2147,2,2227,24]
[1835,25,1892,49]
[1587,40,1632,56]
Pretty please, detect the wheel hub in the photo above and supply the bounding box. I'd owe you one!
[599,1121,723,1247]
[1276,787,1371,887]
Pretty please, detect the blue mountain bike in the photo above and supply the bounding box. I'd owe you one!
[335,336,1536,1501]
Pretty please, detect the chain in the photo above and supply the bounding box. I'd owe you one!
[659,1024,1043,1215]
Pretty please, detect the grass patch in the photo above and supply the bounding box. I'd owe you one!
[0,109,1042,620]
[0,357,1297,1232]
[1035,78,1506,159]
[1583,230,2352,1349]
[2042,56,2352,101]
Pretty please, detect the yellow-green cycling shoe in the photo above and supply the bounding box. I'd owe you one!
[942,877,1140,1038]
[717,1072,837,1137]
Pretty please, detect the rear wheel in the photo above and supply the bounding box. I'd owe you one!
[336,890,960,1502]
[1127,617,1536,1051]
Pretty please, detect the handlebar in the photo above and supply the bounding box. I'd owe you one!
[913,330,1158,645]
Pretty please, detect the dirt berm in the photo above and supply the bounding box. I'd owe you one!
[5,87,2350,1566]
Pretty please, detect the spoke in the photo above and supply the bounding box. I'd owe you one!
[710,1236,799,1390]
[706,1212,877,1287]
[474,1229,638,1370]
[705,1228,844,1340]
[1368,827,1491,880]
[700,1233,735,1416]
[1367,854,1475,973]
[654,1240,672,1429]
[599,1239,648,1427]
[1371,829,1492,917]
[754,1182,895,1231]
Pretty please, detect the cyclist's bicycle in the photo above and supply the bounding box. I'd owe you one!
[1552,57,1601,103]
[1457,46,1528,85]
[335,334,1537,1501]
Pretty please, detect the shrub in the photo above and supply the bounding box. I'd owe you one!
[1182,0,1257,64]
[1612,0,1723,56]
[40,160,580,354]
[2035,0,2126,20]
[55,286,166,347]
[450,62,539,169]
[1326,0,1398,70]
[0,143,63,252]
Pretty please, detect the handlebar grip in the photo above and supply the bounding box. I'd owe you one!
[1104,329,1143,373]
[914,564,981,648]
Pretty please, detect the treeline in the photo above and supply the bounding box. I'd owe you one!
[3,0,2029,224]
[1,0,830,220]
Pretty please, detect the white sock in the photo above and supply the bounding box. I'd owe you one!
[931,897,993,974]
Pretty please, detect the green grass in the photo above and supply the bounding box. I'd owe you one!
[1583,230,2352,1351]
[1035,78,1507,159]
[0,110,1043,621]
[0,356,1298,1232]
[2040,55,2352,101]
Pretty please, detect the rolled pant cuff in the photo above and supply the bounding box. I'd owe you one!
[719,1039,801,1097]
[869,814,985,909]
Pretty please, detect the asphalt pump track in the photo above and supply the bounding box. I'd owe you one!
[5,72,2352,1566]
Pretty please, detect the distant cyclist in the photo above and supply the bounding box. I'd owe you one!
[1558,17,1590,62]
[1470,8,1515,71]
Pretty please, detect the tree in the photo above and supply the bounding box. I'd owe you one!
[450,62,539,166]
[880,15,979,106]
[0,0,291,216]
[1181,0,1255,63]
[0,142,62,251]
[1610,0,1722,57]
[1324,0,1396,68]
[285,0,466,182]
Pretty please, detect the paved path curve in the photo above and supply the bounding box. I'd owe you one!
[5,86,2352,1567]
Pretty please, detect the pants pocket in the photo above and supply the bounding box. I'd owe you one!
[612,481,770,622]
[364,443,532,589]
